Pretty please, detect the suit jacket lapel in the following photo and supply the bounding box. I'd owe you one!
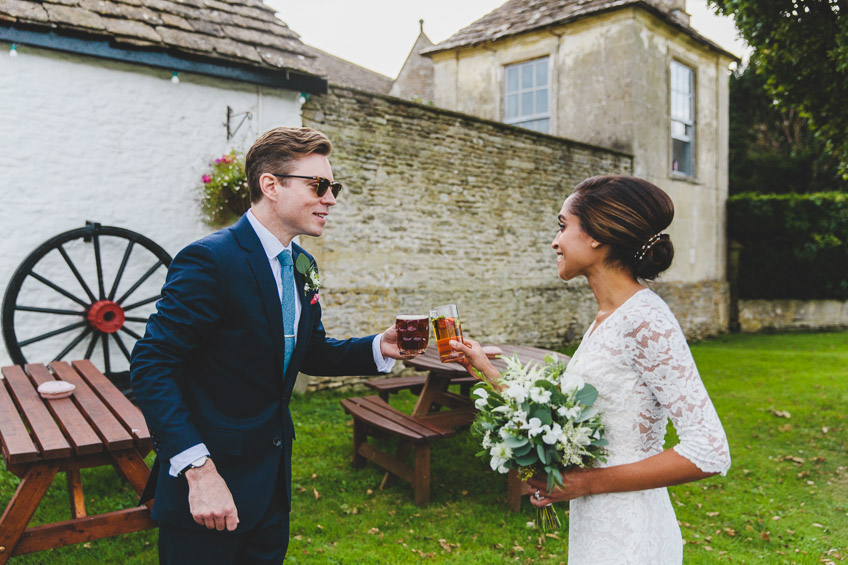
[234,215,287,373]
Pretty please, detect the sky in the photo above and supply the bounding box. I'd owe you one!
[265,0,749,79]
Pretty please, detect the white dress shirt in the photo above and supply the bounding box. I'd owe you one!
[168,210,394,476]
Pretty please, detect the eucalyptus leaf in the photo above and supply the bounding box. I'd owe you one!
[295,253,312,274]
[537,443,548,465]
[516,452,539,466]
[513,443,533,456]
[591,438,609,447]
[504,435,529,449]
[530,407,553,426]
[575,383,599,407]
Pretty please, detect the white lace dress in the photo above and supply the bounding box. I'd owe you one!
[565,289,731,564]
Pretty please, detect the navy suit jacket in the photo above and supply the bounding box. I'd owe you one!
[130,214,378,530]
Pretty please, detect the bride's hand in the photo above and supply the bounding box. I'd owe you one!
[525,468,591,505]
[449,338,500,382]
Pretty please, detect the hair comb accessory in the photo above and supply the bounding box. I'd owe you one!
[633,232,667,263]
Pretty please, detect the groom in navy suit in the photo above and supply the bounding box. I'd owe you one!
[131,127,404,563]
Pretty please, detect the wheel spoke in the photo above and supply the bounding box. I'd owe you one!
[124,316,151,323]
[93,233,106,299]
[122,295,161,312]
[19,321,87,347]
[84,333,99,359]
[108,240,135,301]
[101,334,111,374]
[29,271,90,307]
[16,305,86,316]
[57,245,98,303]
[53,327,92,361]
[111,332,132,363]
[116,261,165,305]
[120,326,143,340]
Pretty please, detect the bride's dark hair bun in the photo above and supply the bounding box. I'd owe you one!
[569,175,675,280]
[634,236,674,280]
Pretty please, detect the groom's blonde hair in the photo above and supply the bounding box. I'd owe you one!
[245,127,333,203]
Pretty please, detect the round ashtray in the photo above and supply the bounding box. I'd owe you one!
[482,345,504,359]
[37,380,76,400]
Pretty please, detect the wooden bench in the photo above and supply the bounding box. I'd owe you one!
[364,374,478,402]
[0,360,154,563]
[340,396,455,506]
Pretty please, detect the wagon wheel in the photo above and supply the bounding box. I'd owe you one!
[2,222,171,392]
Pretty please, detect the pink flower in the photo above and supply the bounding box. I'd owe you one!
[202,174,212,184]
[310,294,320,305]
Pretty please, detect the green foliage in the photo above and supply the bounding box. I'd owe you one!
[728,192,848,299]
[3,332,847,563]
[710,0,848,175]
[728,64,847,194]
[199,150,250,228]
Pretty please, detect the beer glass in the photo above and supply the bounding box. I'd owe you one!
[395,315,430,358]
[430,304,464,363]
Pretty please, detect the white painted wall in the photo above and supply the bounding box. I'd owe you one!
[0,44,302,369]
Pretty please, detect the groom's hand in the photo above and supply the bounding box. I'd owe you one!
[185,459,239,531]
[379,325,407,359]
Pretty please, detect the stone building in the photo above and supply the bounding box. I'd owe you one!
[396,0,739,292]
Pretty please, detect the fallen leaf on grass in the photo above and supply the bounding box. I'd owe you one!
[783,455,805,465]
[770,408,791,418]
[439,539,456,552]
[706,512,720,517]
[723,528,736,537]
[368,527,379,534]
[761,531,770,542]
[778,424,792,432]
[812,523,824,528]
[812,456,827,463]
[313,488,320,500]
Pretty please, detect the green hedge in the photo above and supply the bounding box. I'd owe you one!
[727,192,848,300]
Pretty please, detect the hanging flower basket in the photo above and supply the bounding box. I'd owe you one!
[199,150,251,228]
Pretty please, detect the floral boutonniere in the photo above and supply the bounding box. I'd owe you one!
[295,254,322,304]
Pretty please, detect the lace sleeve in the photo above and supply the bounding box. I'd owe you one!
[627,306,731,475]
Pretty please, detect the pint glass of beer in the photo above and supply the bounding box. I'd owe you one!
[395,315,430,358]
[430,304,463,363]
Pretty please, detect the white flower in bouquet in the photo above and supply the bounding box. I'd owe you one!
[471,354,608,531]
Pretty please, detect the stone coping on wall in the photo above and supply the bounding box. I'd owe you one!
[739,299,848,333]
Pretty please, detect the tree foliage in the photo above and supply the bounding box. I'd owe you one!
[728,63,846,194]
[710,0,848,174]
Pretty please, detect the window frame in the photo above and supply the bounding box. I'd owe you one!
[502,56,552,134]
[669,59,696,178]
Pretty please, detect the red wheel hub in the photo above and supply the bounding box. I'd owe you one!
[87,300,125,333]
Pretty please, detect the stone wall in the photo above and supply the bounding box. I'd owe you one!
[739,300,848,333]
[298,86,728,390]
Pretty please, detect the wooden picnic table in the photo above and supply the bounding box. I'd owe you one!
[344,342,569,508]
[0,360,155,563]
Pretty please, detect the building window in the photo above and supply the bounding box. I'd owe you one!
[504,57,550,134]
[670,60,695,176]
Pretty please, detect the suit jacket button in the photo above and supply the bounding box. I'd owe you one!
[272,437,283,448]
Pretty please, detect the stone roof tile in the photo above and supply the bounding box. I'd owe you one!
[0,0,50,23]
[103,15,161,41]
[159,12,190,30]
[44,3,106,30]
[0,0,325,78]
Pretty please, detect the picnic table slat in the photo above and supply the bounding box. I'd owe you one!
[341,398,432,442]
[70,360,151,447]
[2,365,71,460]
[24,364,102,457]
[49,362,134,451]
[0,372,39,466]
[358,396,455,438]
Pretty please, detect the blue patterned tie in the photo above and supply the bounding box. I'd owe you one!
[278,249,296,378]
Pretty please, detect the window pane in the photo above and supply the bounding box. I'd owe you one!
[536,88,548,113]
[516,118,550,134]
[506,94,519,118]
[522,91,534,115]
[673,138,694,176]
[506,67,519,92]
[521,64,534,89]
[536,60,548,87]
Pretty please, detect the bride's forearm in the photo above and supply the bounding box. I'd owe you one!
[577,449,716,497]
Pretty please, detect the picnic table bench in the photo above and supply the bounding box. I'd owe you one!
[342,343,569,508]
[0,360,155,563]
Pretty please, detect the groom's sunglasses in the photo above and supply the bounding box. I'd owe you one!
[272,174,342,198]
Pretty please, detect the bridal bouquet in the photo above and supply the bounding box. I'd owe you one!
[471,354,607,530]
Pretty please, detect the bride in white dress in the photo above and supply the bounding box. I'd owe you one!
[453,175,731,564]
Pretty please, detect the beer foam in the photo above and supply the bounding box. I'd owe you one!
[396,315,427,320]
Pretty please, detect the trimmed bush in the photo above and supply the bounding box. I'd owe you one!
[728,192,848,300]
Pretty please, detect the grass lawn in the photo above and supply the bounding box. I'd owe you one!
[1,331,845,563]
